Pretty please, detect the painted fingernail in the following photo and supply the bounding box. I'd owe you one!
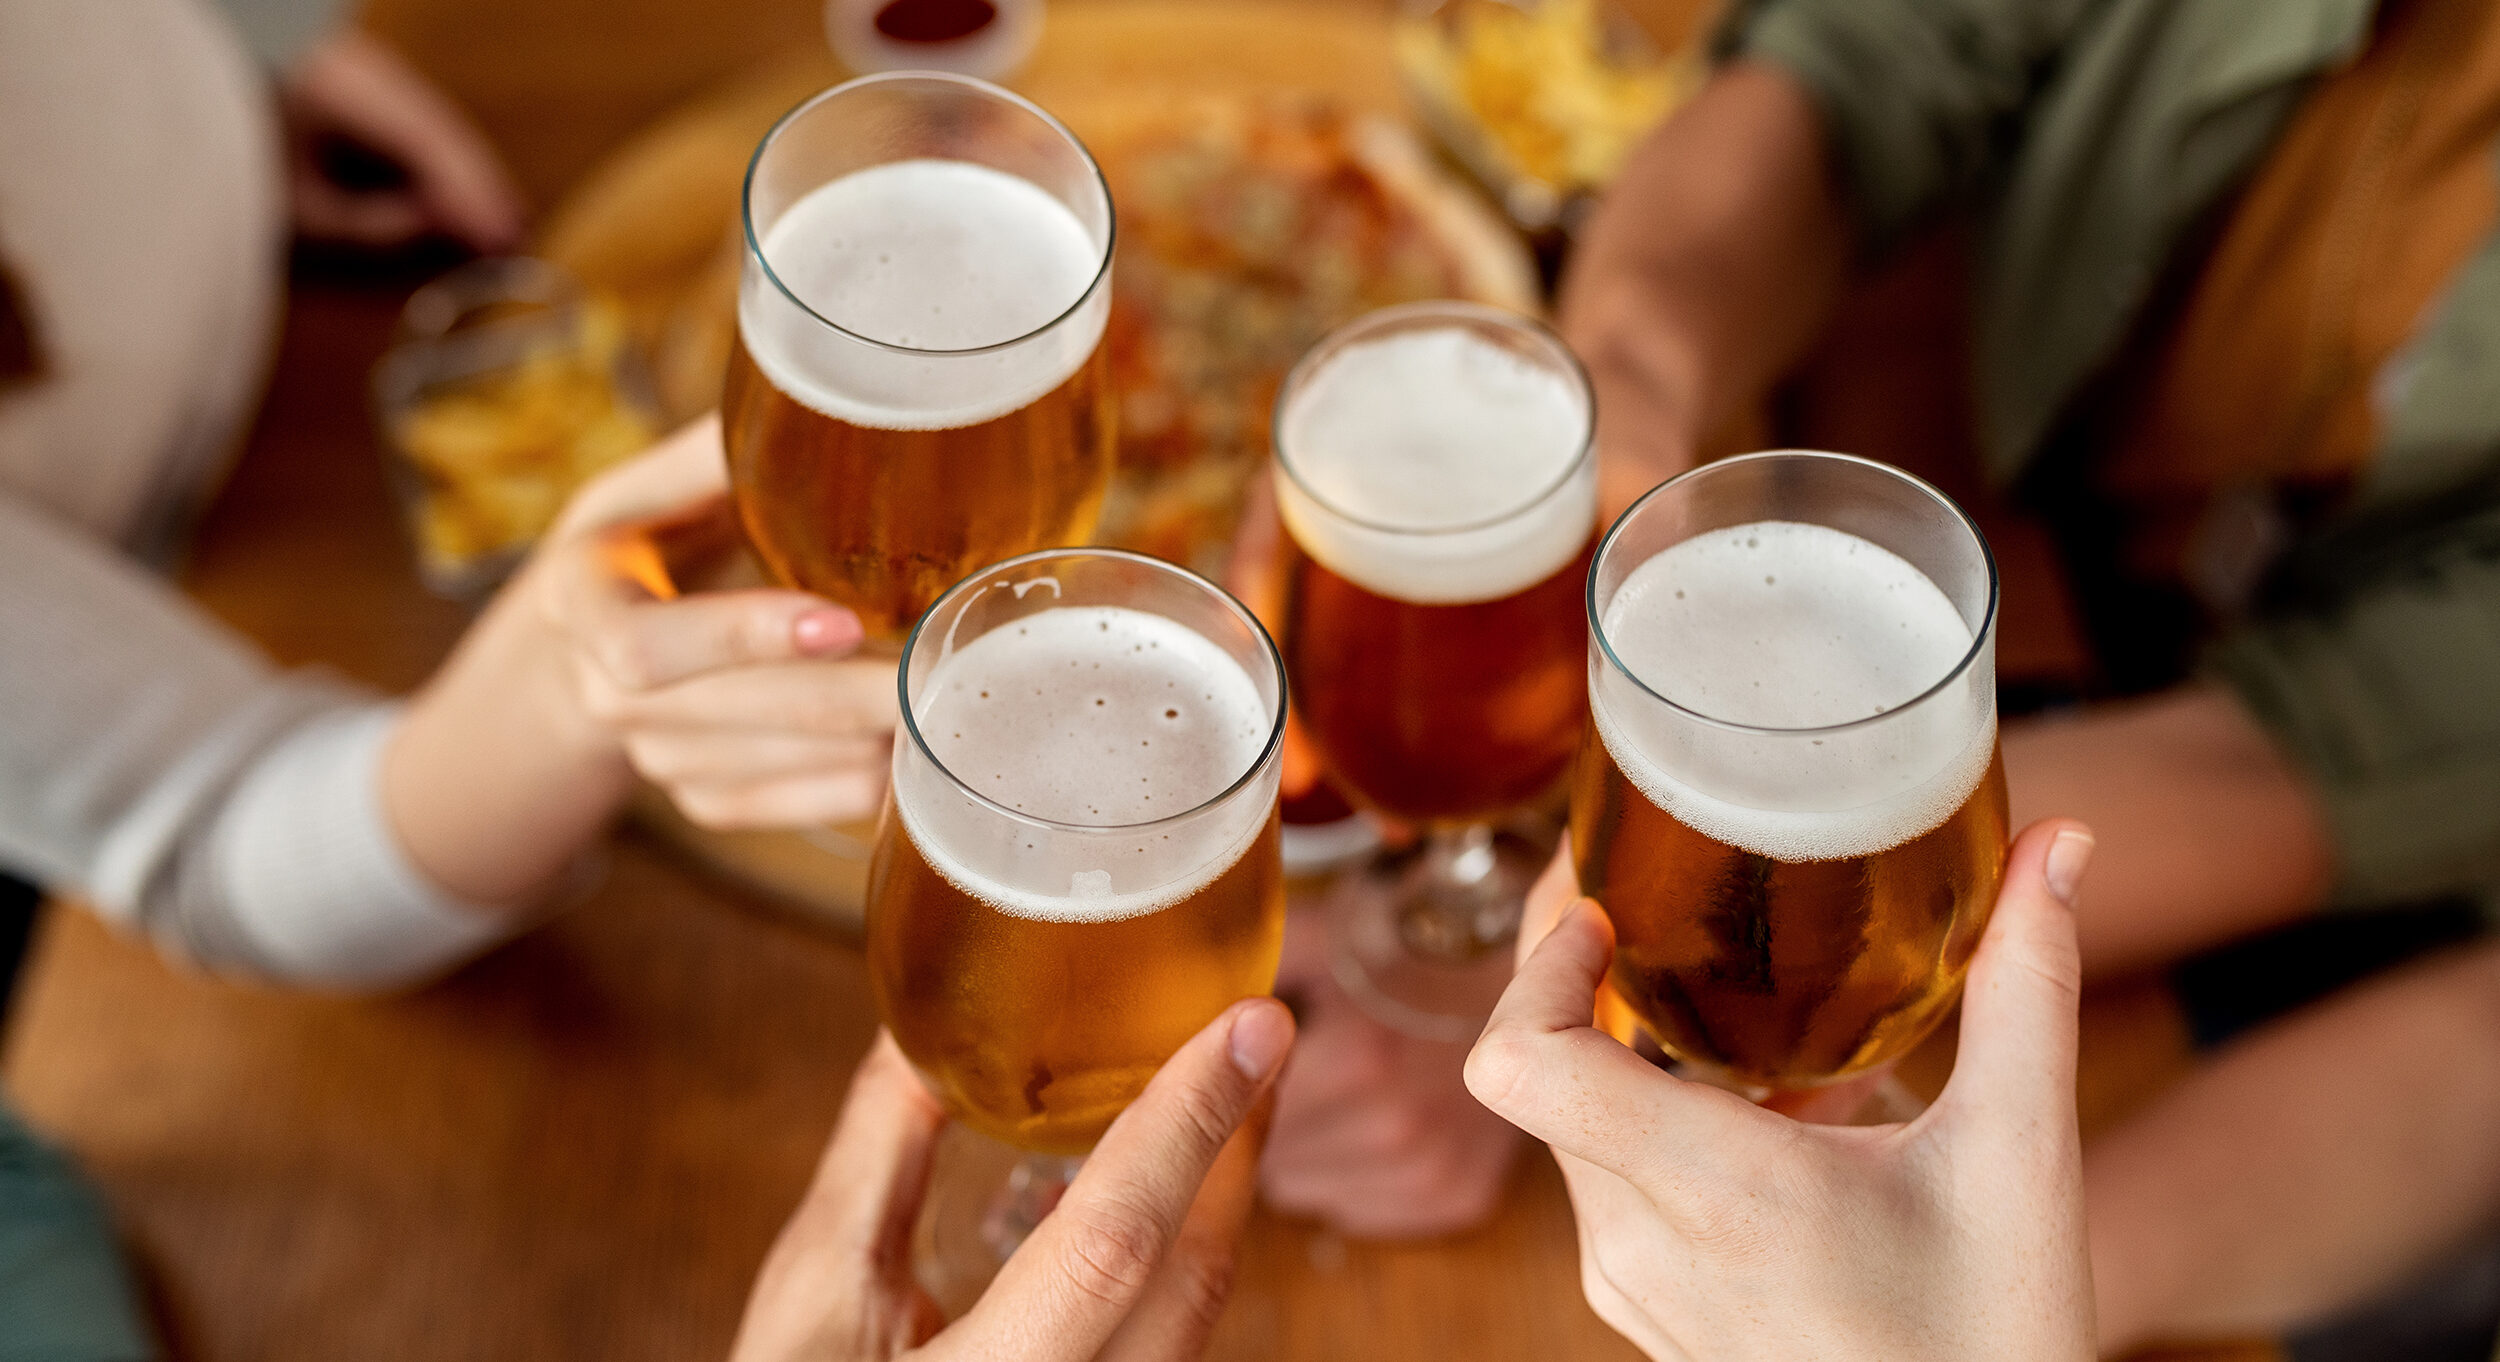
[2044,829,2096,907]
[1228,999,1293,1081]
[792,608,862,653]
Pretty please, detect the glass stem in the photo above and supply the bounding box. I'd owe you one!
[979,1151,1084,1261]
[1394,822,1522,961]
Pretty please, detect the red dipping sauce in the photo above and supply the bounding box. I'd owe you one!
[872,0,998,43]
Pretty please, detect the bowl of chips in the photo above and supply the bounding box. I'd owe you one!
[1394,0,1702,235]
[374,257,662,599]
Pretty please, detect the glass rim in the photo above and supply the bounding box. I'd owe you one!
[895,546,1291,835]
[1270,300,1597,539]
[739,70,1117,360]
[1586,449,2002,739]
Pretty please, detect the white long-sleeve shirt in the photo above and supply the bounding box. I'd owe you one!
[0,0,513,988]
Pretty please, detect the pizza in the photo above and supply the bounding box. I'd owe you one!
[640,90,1537,579]
[1071,92,1537,575]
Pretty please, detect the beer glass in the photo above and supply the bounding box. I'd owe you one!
[726,72,1116,641]
[867,547,1288,1268]
[1272,302,1597,1037]
[1575,451,2008,1092]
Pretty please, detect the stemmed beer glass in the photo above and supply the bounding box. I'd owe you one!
[1271,302,1598,1037]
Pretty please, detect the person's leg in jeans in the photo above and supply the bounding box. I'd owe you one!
[0,1098,155,1361]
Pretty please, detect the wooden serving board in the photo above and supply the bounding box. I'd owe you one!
[541,0,1521,935]
[541,0,1419,361]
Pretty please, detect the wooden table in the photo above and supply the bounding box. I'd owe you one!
[0,1,2279,1358]
[0,277,1645,1361]
[0,301,2281,1362]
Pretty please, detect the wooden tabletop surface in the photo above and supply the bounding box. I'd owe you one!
[0,2,2276,1358]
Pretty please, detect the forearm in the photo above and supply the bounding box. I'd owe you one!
[2086,940,2500,1352]
[2006,685,2334,979]
[1560,61,1853,509]
[382,560,632,909]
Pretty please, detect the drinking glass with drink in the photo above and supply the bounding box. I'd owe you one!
[1271,301,1598,1038]
[1575,450,2007,1097]
[726,72,1115,644]
[865,547,1289,1289]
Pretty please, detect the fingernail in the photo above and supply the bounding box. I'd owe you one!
[2044,829,2096,907]
[1228,999,1293,1082]
[793,608,862,654]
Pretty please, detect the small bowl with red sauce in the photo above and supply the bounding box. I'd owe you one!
[826,0,1043,82]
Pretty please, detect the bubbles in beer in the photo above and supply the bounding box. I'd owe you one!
[899,606,1273,922]
[1594,521,1994,862]
[1276,326,1594,605]
[744,158,1105,430]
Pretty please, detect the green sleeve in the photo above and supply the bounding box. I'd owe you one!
[1719,0,2097,255]
[0,1103,154,1362]
[215,0,355,68]
[2204,491,2500,908]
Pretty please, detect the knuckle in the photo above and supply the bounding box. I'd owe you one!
[1165,1075,1248,1158]
[1582,1277,1654,1357]
[592,628,659,690]
[620,735,673,779]
[1994,938,2083,1011]
[1580,1249,1628,1316]
[1462,1035,1533,1114]
[574,662,632,726]
[1577,1231,1665,1345]
[1671,1192,1778,1263]
[1055,1201,1166,1307]
[1163,1242,1238,1327]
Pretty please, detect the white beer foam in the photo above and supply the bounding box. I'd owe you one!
[1277,327,1595,605]
[897,606,1275,923]
[742,158,1106,432]
[1594,521,1994,862]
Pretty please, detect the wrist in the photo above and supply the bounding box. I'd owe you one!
[499,557,634,783]
[1561,289,1707,509]
[382,565,634,908]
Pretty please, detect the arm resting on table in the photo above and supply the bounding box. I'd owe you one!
[0,492,526,989]
[2013,483,2500,978]
[2006,688,2336,980]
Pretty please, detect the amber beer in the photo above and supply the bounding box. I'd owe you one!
[866,553,1288,1154]
[1573,740,2008,1088]
[1282,540,1590,820]
[1577,462,2007,1090]
[724,335,1113,640]
[869,810,1284,1154]
[1273,306,1597,823]
[729,78,1116,639]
